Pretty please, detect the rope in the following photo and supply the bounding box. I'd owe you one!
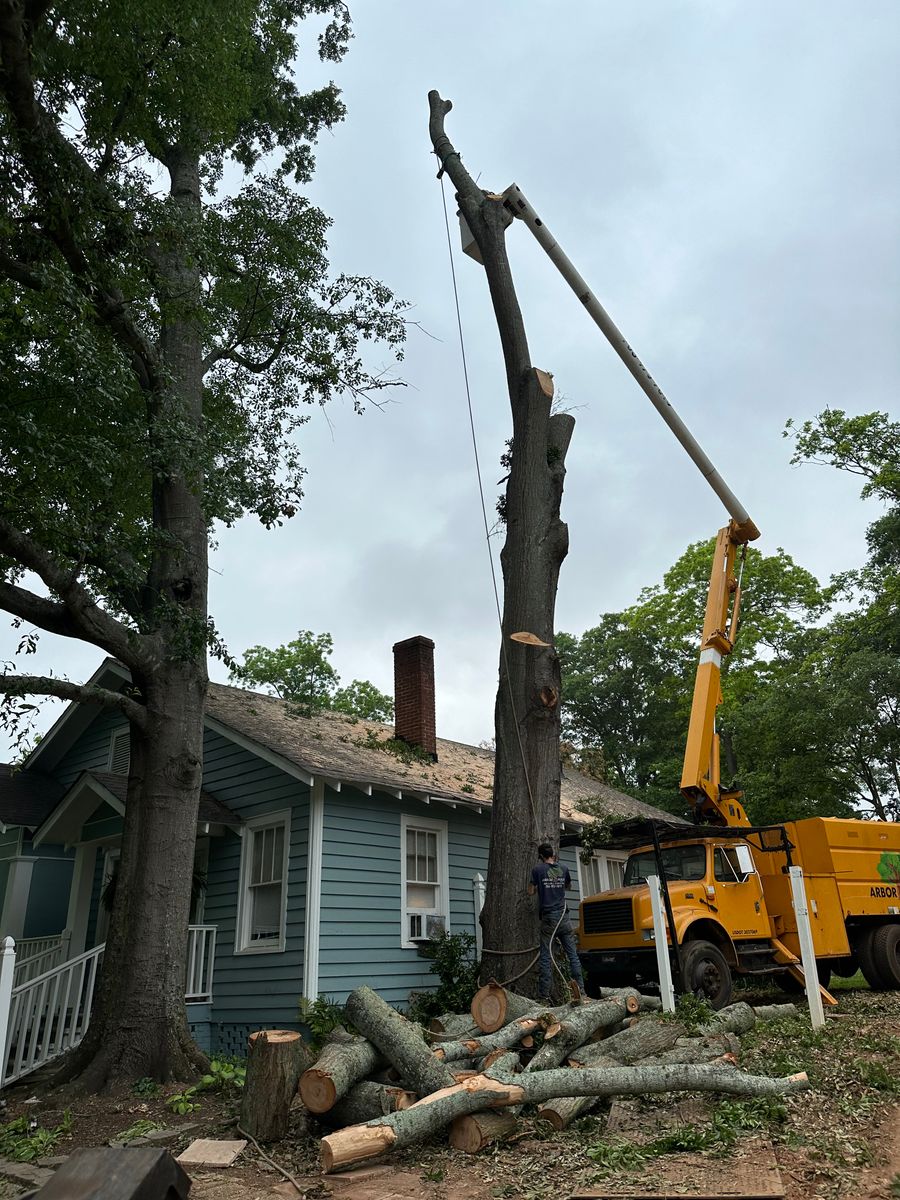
[437,173,540,838]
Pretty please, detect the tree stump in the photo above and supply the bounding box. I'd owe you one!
[239,1029,308,1142]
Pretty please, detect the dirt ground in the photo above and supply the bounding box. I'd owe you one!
[2,981,898,1200]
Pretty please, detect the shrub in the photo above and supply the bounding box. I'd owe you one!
[407,931,480,1025]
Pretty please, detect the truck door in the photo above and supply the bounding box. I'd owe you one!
[713,845,767,938]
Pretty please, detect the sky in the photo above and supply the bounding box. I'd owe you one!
[3,1,899,758]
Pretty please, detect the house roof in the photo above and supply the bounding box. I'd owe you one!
[205,682,676,827]
[0,763,65,832]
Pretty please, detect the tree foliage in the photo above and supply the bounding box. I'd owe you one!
[232,630,394,720]
[0,0,405,1087]
[562,409,900,825]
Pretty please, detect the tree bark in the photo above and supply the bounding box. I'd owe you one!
[433,1008,567,1063]
[428,1013,478,1037]
[320,1061,809,1172]
[239,1030,309,1142]
[428,92,576,996]
[344,986,455,1096]
[322,1082,417,1127]
[537,1094,599,1130]
[524,999,633,1072]
[299,1035,385,1114]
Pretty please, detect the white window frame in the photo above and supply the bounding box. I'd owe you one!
[108,728,130,775]
[578,850,629,897]
[235,810,291,955]
[400,813,450,950]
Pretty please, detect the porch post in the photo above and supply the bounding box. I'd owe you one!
[66,845,97,955]
[0,937,15,1083]
[1,859,36,940]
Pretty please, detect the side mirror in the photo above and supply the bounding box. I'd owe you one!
[735,845,755,876]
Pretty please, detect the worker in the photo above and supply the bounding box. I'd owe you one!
[529,842,584,1002]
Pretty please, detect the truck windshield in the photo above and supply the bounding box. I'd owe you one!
[623,844,707,885]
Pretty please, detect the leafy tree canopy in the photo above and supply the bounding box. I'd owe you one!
[232,630,394,720]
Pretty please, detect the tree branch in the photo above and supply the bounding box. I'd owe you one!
[0,0,163,392]
[0,519,152,669]
[0,247,43,289]
[0,672,147,727]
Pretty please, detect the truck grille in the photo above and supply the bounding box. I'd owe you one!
[583,898,634,935]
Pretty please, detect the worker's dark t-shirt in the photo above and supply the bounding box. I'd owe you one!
[531,861,570,915]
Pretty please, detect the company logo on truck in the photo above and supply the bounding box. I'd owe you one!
[872,853,900,899]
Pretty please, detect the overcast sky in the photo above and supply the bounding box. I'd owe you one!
[3,1,899,758]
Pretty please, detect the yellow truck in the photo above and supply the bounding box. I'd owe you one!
[578,522,900,1007]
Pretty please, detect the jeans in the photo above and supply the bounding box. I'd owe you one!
[538,908,583,998]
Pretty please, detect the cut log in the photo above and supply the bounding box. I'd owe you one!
[697,1001,757,1037]
[239,1029,309,1142]
[344,985,456,1096]
[322,1081,417,1127]
[570,1018,688,1067]
[320,1061,809,1172]
[299,1035,385,1113]
[537,1094,599,1130]
[449,1110,518,1152]
[428,1013,479,1037]
[470,982,543,1032]
[752,1003,797,1021]
[432,1007,568,1063]
[525,999,632,1072]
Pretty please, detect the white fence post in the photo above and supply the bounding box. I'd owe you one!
[788,866,825,1030]
[646,875,676,1013]
[472,873,486,959]
[0,937,15,1084]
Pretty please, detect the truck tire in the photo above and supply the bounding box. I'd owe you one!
[870,924,900,989]
[857,927,890,991]
[680,940,732,1009]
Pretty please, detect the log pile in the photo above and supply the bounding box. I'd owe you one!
[285,984,810,1173]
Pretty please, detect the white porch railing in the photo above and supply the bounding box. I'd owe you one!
[0,925,216,1087]
[12,932,71,987]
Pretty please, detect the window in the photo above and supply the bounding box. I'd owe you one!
[108,728,130,775]
[714,845,753,882]
[581,852,628,896]
[400,815,449,948]
[236,812,290,953]
[624,844,707,886]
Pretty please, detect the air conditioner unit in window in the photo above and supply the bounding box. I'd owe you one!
[425,915,446,939]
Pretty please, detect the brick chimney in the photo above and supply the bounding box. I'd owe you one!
[393,636,437,761]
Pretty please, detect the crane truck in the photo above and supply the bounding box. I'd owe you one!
[458,181,900,1007]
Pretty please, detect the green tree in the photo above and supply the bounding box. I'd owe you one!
[233,630,393,720]
[0,0,405,1088]
[560,538,827,820]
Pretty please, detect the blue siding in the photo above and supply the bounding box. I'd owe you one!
[54,710,127,785]
[317,790,490,1008]
[22,840,74,938]
[202,730,309,1039]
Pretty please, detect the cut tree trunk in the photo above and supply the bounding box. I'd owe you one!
[344,986,455,1096]
[449,1110,518,1152]
[320,1061,809,1172]
[537,1094,599,1130]
[428,93,576,996]
[570,1019,688,1068]
[471,983,556,1033]
[239,1030,309,1142]
[299,1036,385,1113]
[525,999,634,1072]
[435,1008,569,1063]
[322,1082,417,1127]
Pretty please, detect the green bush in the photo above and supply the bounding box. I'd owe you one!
[407,930,480,1025]
[298,995,349,1051]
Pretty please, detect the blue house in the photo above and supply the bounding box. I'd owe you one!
[0,636,673,1076]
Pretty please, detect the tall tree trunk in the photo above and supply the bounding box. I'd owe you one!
[57,148,209,1088]
[428,93,575,995]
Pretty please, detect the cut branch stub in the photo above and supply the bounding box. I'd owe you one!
[298,1034,384,1113]
[471,983,539,1033]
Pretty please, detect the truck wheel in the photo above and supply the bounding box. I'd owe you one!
[830,956,859,979]
[680,940,732,1009]
[871,924,900,989]
[857,927,890,991]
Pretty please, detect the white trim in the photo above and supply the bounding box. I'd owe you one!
[204,717,314,786]
[66,843,99,956]
[234,809,291,955]
[302,777,325,999]
[107,727,130,774]
[0,859,36,939]
[400,813,450,949]
[32,774,125,847]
